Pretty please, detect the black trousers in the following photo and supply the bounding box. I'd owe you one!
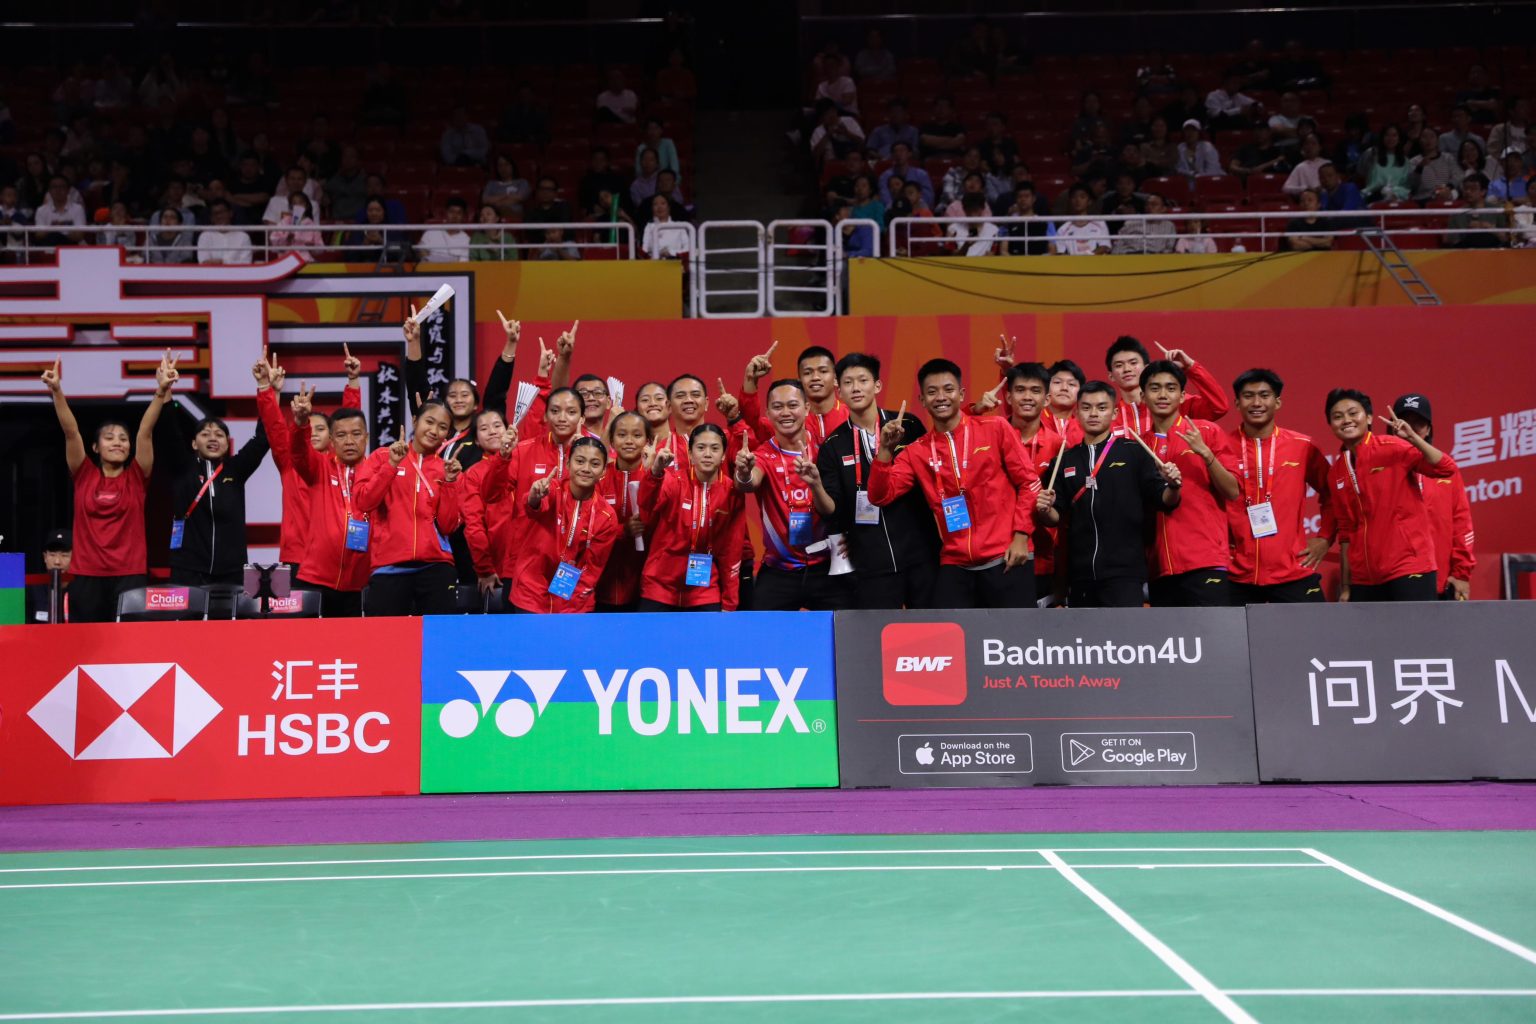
[1149,568,1232,607]
[1352,572,1438,603]
[638,598,721,612]
[737,558,755,611]
[170,567,245,587]
[854,560,937,610]
[1230,574,1325,605]
[68,574,148,623]
[1069,576,1146,608]
[931,561,1036,610]
[300,583,363,618]
[753,563,856,611]
[364,563,457,617]
[595,600,640,613]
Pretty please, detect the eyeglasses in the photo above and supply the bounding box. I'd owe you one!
[574,387,608,399]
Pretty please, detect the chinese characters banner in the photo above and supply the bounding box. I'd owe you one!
[0,618,422,806]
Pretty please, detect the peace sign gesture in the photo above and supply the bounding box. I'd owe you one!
[291,381,316,424]
[994,333,1016,371]
[155,349,179,396]
[650,443,675,475]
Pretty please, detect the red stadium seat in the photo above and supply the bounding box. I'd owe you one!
[1193,175,1244,205]
[1142,175,1191,203]
[1246,173,1288,200]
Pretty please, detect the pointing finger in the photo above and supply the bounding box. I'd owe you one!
[343,342,351,359]
[717,377,727,395]
[988,380,1005,396]
[897,399,907,421]
[1155,341,1171,355]
[765,339,779,358]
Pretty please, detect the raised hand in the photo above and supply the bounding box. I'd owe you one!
[529,473,553,503]
[651,444,675,474]
[1378,413,1415,442]
[499,425,518,458]
[994,333,1016,371]
[744,340,778,384]
[793,454,821,485]
[496,309,521,346]
[715,377,740,420]
[537,337,555,377]
[342,343,361,382]
[403,306,421,346]
[971,380,1004,414]
[734,448,757,481]
[1156,342,1193,369]
[556,320,579,359]
[155,349,179,395]
[879,400,907,452]
[252,356,271,388]
[40,357,62,393]
[1178,424,1212,459]
[388,439,410,466]
[291,382,315,424]
[443,457,462,484]
[265,349,286,393]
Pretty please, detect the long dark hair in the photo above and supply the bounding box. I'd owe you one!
[1372,123,1406,167]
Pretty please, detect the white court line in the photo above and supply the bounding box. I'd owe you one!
[1040,850,1257,1024]
[0,862,1325,892]
[1303,847,1536,970]
[6,988,1531,1021]
[0,847,1311,875]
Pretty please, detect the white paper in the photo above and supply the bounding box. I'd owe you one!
[827,533,853,576]
[607,376,625,410]
[627,480,644,551]
[512,381,539,426]
[411,283,455,324]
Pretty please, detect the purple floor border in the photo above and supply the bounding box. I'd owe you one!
[1,783,1534,853]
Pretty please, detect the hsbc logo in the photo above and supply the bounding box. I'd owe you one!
[28,663,221,760]
[145,587,190,611]
[882,623,968,706]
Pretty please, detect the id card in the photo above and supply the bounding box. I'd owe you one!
[787,510,812,546]
[436,528,452,554]
[345,518,370,552]
[169,519,185,550]
[685,552,713,587]
[854,490,881,525]
[1247,501,1279,539]
[548,561,581,600]
[942,494,971,533]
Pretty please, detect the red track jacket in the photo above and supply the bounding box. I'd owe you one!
[1421,467,1476,587]
[638,467,746,609]
[595,463,650,607]
[510,483,622,613]
[257,384,360,565]
[288,420,371,592]
[1324,432,1459,586]
[1145,416,1240,577]
[351,446,462,567]
[1224,425,1332,587]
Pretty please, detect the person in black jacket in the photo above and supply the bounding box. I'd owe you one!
[164,372,272,587]
[1035,380,1182,608]
[812,352,940,609]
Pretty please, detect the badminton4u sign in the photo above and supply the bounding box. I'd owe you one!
[0,619,422,805]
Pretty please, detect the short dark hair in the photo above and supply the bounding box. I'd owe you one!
[918,358,962,387]
[607,410,646,440]
[1006,362,1051,389]
[193,416,230,437]
[1233,368,1284,398]
[329,407,368,430]
[1105,335,1150,370]
[1080,380,1117,401]
[961,192,986,213]
[667,373,706,397]
[766,377,806,396]
[797,345,836,369]
[573,373,607,393]
[207,197,230,212]
[1325,387,1373,418]
[690,422,728,448]
[1139,359,1186,391]
[545,386,582,411]
[1048,359,1086,387]
[444,196,467,211]
[835,352,881,381]
[94,420,131,444]
[1463,171,1490,189]
[570,436,608,461]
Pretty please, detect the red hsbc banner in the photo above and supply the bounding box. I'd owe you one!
[0,618,422,806]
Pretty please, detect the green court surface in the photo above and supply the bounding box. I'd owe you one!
[2,831,1534,1022]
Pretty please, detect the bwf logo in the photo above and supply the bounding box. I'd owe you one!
[28,663,222,759]
[882,623,968,705]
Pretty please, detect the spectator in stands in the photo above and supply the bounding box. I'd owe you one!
[363,174,406,222]
[298,115,340,179]
[584,186,632,233]
[1487,96,1529,164]
[1050,185,1111,255]
[248,132,283,185]
[1403,104,1429,159]
[977,112,1018,176]
[1318,162,1364,212]
[17,153,52,215]
[527,176,573,225]
[271,192,321,258]
[920,96,968,158]
[1071,92,1107,147]
[1228,39,1273,91]
[146,207,194,263]
[949,17,1000,81]
[1440,105,1487,160]
[884,175,911,219]
[1453,139,1499,191]
[1268,92,1308,153]
[273,162,322,209]
[1072,122,1116,180]
[418,197,472,262]
[184,127,226,190]
[150,179,199,226]
[101,202,138,253]
[1205,72,1262,129]
[1175,216,1218,253]
[900,181,944,254]
[261,167,308,226]
[833,200,875,260]
[1161,85,1206,134]
[1445,173,1505,247]
[656,47,697,100]
[196,198,251,264]
[1282,135,1328,195]
[948,192,1001,256]
[350,197,396,262]
[579,149,627,218]
[814,55,859,116]
[95,55,132,111]
[1226,124,1286,179]
[499,82,550,145]
[1456,64,1502,126]
[471,204,512,261]
[1282,189,1332,250]
[1491,150,1531,202]
[534,226,581,261]
[635,118,680,177]
[484,154,532,219]
[440,107,490,167]
[642,195,691,259]
[1100,172,1145,217]
[0,185,30,261]
[208,108,242,170]
[631,148,662,207]
[596,69,640,125]
[824,149,871,207]
[34,175,85,245]
[324,145,368,223]
[229,155,271,226]
[1409,130,1459,201]
[943,171,994,218]
[850,174,885,228]
[879,142,933,206]
[1175,120,1223,177]
[656,169,687,211]
[1120,96,1158,148]
[1140,116,1178,175]
[854,28,897,82]
[1331,113,1374,177]
[1111,191,1177,254]
[1357,123,1409,202]
[940,147,989,206]
[138,53,186,109]
[1272,39,1328,92]
[867,99,919,159]
[810,100,866,165]
[1004,182,1050,255]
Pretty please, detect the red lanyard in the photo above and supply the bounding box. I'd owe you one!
[689,480,713,552]
[183,463,224,518]
[1088,436,1118,481]
[615,467,635,518]
[439,428,469,459]
[338,463,356,519]
[929,422,971,498]
[768,439,812,509]
[1238,431,1279,505]
[853,422,880,489]
[408,453,435,498]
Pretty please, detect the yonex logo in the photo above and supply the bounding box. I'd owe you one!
[28,663,221,760]
[439,670,565,739]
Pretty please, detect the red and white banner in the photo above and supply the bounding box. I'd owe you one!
[0,618,421,806]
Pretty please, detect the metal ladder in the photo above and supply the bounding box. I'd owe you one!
[1358,229,1441,306]
[357,256,409,323]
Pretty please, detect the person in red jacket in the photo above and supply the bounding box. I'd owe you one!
[595,411,652,611]
[352,399,463,616]
[1225,369,1332,604]
[286,386,372,617]
[1391,393,1476,601]
[458,410,513,606]
[868,358,1038,608]
[634,381,671,440]
[651,373,712,469]
[254,348,362,575]
[1001,362,1066,602]
[1323,388,1458,603]
[1045,359,1087,446]
[739,342,849,446]
[638,424,746,611]
[1105,335,1229,436]
[1140,360,1241,606]
[509,437,622,614]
